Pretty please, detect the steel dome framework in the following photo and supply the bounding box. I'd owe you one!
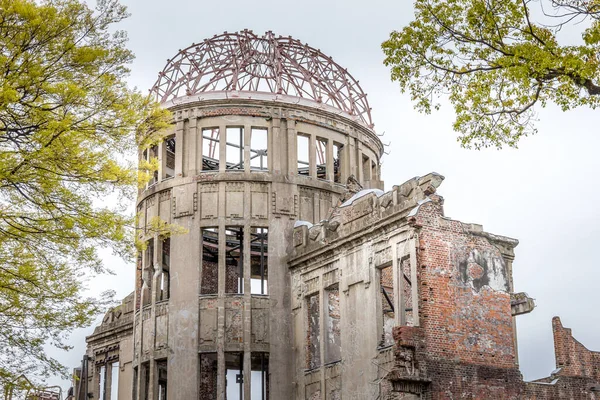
[151,30,374,128]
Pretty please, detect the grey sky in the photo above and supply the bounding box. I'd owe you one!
[48,0,600,392]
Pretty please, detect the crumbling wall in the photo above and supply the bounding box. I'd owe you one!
[414,198,517,369]
[553,317,600,381]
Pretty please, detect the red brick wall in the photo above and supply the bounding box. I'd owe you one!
[552,317,600,380]
[415,199,517,368]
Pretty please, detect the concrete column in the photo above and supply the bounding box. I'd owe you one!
[166,216,200,399]
[188,117,198,176]
[326,140,334,182]
[175,120,184,177]
[287,120,297,177]
[157,140,164,183]
[347,137,357,179]
[219,124,226,173]
[244,124,251,173]
[309,134,317,179]
[271,118,281,174]
[268,182,294,400]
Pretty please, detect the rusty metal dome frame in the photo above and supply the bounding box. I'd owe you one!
[151,30,374,128]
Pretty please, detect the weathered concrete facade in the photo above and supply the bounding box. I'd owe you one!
[73,30,600,399]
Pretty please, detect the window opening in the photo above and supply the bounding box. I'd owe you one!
[379,265,395,347]
[136,252,142,310]
[160,237,170,301]
[99,365,106,400]
[316,138,327,180]
[132,367,138,400]
[140,362,149,400]
[362,155,370,183]
[202,128,220,171]
[325,284,341,364]
[157,360,167,400]
[226,127,244,170]
[333,143,342,183]
[199,353,218,400]
[110,362,119,400]
[250,128,268,171]
[226,227,244,294]
[201,228,219,295]
[250,228,268,295]
[401,256,414,326]
[250,353,269,400]
[225,352,244,400]
[164,136,175,179]
[143,239,154,306]
[297,135,309,176]
[306,294,320,369]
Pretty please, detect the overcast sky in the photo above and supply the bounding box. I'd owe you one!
[48,0,600,392]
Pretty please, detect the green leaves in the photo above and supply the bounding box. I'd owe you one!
[382,0,600,148]
[0,0,172,388]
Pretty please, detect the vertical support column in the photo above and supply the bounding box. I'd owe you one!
[244,124,251,173]
[326,140,334,182]
[309,134,317,179]
[175,119,184,177]
[217,184,226,399]
[357,143,364,185]
[409,237,419,327]
[287,119,297,177]
[268,182,294,400]
[219,124,226,173]
[271,118,281,174]
[157,140,164,183]
[318,277,325,399]
[243,199,252,399]
[188,116,198,176]
[166,214,200,399]
[347,136,357,179]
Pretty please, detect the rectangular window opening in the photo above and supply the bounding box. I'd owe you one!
[401,256,414,326]
[316,138,327,180]
[143,239,154,306]
[250,352,269,400]
[306,294,321,370]
[226,127,244,170]
[202,128,220,171]
[250,228,268,295]
[225,352,244,400]
[110,362,119,400]
[201,228,219,295]
[325,284,341,364]
[250,128,268,171]
[379,265,395,347]
[371,160,377,183]
[333,143,342,184]
[160,237,170,301]
[297,134,309,176]
[199,353,218,400]
[164,136,175,179]
[157,360,167,400]
[226,227,244,294]
[99,365,106,400]
[140,362,150,400]
[132,367,138,400]
[362,155,370,183]
[136,252,142,310]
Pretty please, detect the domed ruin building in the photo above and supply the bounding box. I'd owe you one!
[71,30,600,400]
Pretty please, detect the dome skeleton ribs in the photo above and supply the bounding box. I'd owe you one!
[151,30,374,128]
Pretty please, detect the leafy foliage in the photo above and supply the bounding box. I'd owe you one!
[382,0,600,148]
[0,0,171,388]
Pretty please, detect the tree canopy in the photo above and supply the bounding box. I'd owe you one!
[382,0,600,148]
[0,0,170,388]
